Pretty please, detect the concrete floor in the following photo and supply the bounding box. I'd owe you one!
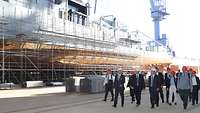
[0,86,200,113]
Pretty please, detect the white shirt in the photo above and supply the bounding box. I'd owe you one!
[192,76,197,86]
[107,74,112,80]
[136,74,139,78]
[104,74,112,85]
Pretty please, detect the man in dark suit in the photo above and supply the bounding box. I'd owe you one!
[112,69,125,108]
[191,71,200,105]
[133,71,145,106]
[165,67,171,103]
[149,68,160,109]
[157,70,165,103]
[103,69,114,102]
[127,71,135,103]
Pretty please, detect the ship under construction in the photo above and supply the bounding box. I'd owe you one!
[0,0,174,87]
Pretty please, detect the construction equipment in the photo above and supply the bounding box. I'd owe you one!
[149,0,169,44]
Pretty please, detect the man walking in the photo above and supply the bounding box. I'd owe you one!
[133,71,145,106]
[191,71,200,105]
[149,68,160,109]
[177,66,193,110]
[156,67,165,103]
[103,69,114,102]
[168,71,178,106]
[127,71,135,103]
[112,69,125,108]
[165,67,171,103]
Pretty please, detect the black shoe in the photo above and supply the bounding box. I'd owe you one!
[174,103,177,105]
[156,104,159,107]
[112,105,116,108]
[183,104,187,110]
[192,103,195,106]
[131,101,133,104]
[111,99,113,101]
[151,105,155,109]
[169,103,172,106]
[103,99,106,102]
[162,100,164,103]
[121,105,124,107]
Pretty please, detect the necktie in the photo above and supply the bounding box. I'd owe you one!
[118,75,120,81]
[151,75,154,87]
[137,75,139,86]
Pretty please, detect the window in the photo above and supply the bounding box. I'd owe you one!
[64,11,67,20]
[59,9,62,19]
[55,0,62,4]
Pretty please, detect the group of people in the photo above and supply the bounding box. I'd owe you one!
[103,68,145,108]
[163,66,199,109]
[103,66,200,110]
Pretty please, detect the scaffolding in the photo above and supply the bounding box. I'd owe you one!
[0,0,172,86]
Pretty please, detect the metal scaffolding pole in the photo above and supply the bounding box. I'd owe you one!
[2,23,5,84]
[2,7,5,83]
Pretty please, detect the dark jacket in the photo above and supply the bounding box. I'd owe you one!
[148,74,160,91]
[114,74,125,91]
[127,75,134,89]
[196,76,200,90]
[165,73,171,88]
[127,74,145,91]
[194,76,200,88]
[158,72,164,87]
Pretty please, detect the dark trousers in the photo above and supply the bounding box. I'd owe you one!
[159,87,164,102]
[134,90,142,105]
[114,89,124,107]
[166,87,169,103]
[192,85,199,105]
[130,88,135,102]
[179,89,190,109]
[149,87,159,107]
[104,84,114,101]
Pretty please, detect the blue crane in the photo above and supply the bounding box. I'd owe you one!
[149,0,169,44]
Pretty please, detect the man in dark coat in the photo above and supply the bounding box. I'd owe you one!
[149,68,160,109]
[127,71,135,103]
[112,70,125,108]
[157,71,165,103]
[165,67,171,103]
[191,71,200,105]
[133,71,145,106]
[103,69,114,102]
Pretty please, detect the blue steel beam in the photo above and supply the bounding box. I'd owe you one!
[149,0,168,42]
